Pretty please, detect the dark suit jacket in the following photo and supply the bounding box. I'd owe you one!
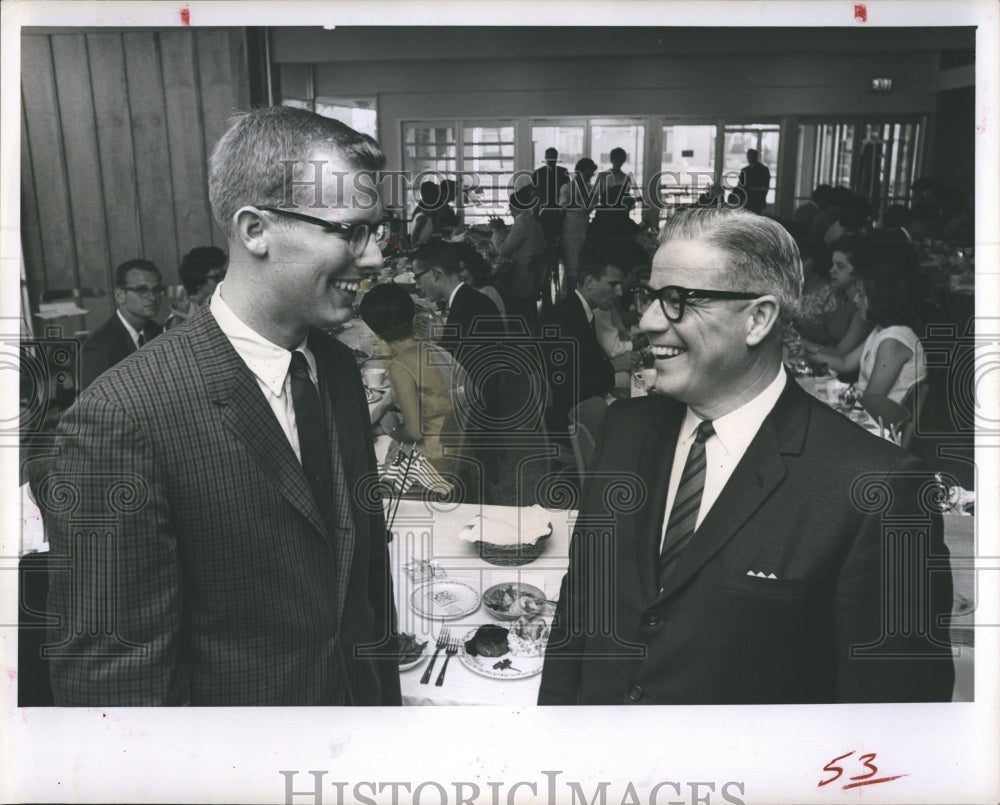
[538,380,954,704]
[37,307,401,706]
[80,312,162,390]
[438,283,501,359]
[541,293,614,432]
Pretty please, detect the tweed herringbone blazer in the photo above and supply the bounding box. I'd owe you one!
[39,307,401,706]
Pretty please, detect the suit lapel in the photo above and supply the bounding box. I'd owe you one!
[110,314,137,363]
[312,331,364,618]
[189,309,331,542]
[626,397,684,604]
[656,381,810,600]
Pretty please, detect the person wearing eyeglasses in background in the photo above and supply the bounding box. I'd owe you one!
[539,206,953,705]
[34,106,401,707]
[79,258,164,390]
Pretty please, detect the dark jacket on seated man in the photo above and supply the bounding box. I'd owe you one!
[81,258,164,390]
[541,246,622,433]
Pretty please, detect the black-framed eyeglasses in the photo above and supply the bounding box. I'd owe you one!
[412,266,436,280]
[257,206,388,256]
[123,284,167,298]
[632,284,763,323]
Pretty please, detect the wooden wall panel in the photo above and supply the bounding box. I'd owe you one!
[21,28,251,332]
[160,31,214,258]
[50,35,111,299]
[122,31,178,283]
[20,35,76,293]
[196,28,247,248]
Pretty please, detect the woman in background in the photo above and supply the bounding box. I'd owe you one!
[799,237,873,357]
[808,264,926,428]
[358,283,470,489]
[165,246,227,329]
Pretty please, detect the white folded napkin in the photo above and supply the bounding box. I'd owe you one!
[458,505,552,547]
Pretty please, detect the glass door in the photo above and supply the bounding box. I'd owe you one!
[722,124,780,209]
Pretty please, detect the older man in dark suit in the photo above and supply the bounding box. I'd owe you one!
[79,258,163,390]
[34,107,401,706]
[538,206,954,705]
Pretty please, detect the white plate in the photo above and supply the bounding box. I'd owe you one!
[409,580,481,621]
[398,641,428,671]
[457,626,545,680]
[482,582,549,620]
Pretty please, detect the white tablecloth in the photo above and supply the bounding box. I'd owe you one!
[388,501,575,705]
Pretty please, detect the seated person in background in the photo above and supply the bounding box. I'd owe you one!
[413,239,502,360]
[799,237,873,358]
[789,238,836,344]
[591,238,651,374]
[358,283,471,488]
[411,180,444,245]
[455,240,505,317]
[541,242,621,434]
[490,186,547,332]
[80,258,163,390]
[822,191,870,245]
[165,246,228,329]
[808,264,926,429]
[877,204,914,244]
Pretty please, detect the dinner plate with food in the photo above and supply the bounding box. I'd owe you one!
[482,582,554,620]
[397,632,429,671]
[457,621,549,680]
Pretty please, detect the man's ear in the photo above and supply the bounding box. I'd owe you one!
[745,296,780,346]
[234,207,270,257]
[113,287,125,308]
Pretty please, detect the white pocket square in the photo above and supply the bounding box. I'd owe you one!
[746,570,778,579]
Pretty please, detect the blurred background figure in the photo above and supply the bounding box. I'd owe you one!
[165,246,228,330]
[737,148,771,213]
[559,157,598,295]
[358,282,473,494]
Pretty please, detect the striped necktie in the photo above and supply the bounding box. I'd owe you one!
[137,332,146,348]
[659,419,715,588]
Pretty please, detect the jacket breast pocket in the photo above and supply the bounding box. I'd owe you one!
[721,574,826,601]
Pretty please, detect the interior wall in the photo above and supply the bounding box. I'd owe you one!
[20,28,250,331]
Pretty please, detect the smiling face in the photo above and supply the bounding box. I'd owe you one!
[263,147,384,334]
[640,239,767,417]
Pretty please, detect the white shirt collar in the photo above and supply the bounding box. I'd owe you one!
[447,281,465,311]
[574,288,595,323]
[210,282,314,395]
[677,367,788,456]
[116,309,142,345]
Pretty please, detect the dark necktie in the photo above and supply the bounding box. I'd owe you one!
[659,419,715,588]
[137,333,146,348]
[288,351,337,535]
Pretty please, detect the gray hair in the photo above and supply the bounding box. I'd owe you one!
[658,207,803,322]
[208,106,386,238]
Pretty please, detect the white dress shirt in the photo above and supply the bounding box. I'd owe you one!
[116,309,144,349]
[210,284,316,464]
[661,368,788,547]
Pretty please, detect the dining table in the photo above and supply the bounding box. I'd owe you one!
[386,500,575,705]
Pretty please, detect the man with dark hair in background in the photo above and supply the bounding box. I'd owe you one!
[79,258,163,390]
[36,106,401,706]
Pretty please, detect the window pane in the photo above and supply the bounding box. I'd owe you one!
[531,125,585,170]
[723,124,780,208]
[463,124,517,224]
[660,125,716,207]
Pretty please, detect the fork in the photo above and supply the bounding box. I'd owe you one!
[420,628,450,685]
[434,637,461,687]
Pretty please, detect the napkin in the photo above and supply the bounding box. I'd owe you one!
[458,505,552,547]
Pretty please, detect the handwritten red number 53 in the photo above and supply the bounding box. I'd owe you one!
[819,750,908,789]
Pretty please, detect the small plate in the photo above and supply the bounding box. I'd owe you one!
[482,582,549,620]
[457,626,545,680]
[398,642,428,671]
[410,580,481,620]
